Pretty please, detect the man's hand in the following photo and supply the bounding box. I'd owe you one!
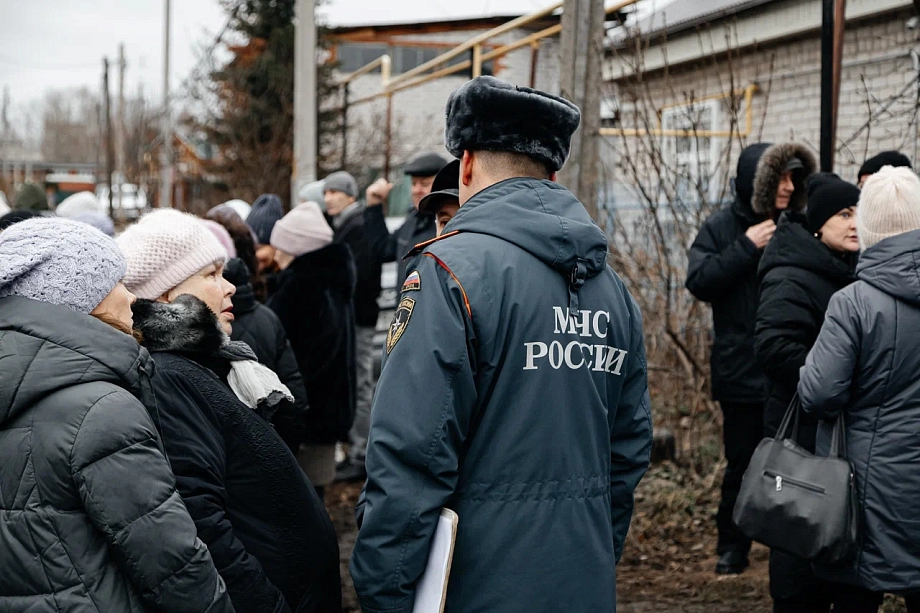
[366,178,394,207]
[745,219,776,249]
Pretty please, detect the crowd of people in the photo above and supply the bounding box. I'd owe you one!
[1,72,919,613]
[689,146,920,612]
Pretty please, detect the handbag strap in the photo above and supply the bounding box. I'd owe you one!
[828,412,847,458]
[776,394,802,441]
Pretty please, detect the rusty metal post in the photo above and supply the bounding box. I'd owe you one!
[820,0,835,171]
[384,93,393,178]
[832,0,847,161]
[472,44,483,78]
[529,42,540,88]
[341,83,349,169]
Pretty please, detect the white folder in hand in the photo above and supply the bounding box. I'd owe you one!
[412,508,459,613]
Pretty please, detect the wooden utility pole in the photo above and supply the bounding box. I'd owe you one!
[558,0,604,221]
[116,43,126,217]
[293,0,318,207]
[160,0,173,209]
[103,58,114,218]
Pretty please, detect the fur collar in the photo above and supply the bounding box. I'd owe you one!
[751,143,818,217]
[132,295,226,355]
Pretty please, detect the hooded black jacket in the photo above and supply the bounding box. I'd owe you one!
[133,297,341,613]
[224,258,310,451]
[267,243,357,446]
[0,297,232,613]
[686,143,817,404]
[755,213,856,443]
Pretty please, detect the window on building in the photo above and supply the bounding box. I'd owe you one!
[336,44,388,73]
[600,97,618,128]
[660,99,722,204]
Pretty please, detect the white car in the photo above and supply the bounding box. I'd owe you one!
[96,184,148,219]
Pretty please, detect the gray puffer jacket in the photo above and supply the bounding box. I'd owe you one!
[0,296,232,613]
[799,229,920,592]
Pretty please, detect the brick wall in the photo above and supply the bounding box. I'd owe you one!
[605,6,920,195]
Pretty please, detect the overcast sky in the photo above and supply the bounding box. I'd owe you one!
[0,0,558,114]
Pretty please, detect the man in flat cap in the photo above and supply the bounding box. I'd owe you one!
[351,76,652,613]
[364,152,448,284]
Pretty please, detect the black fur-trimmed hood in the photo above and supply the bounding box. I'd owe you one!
[751,142,818,217]
[132,294,226,355]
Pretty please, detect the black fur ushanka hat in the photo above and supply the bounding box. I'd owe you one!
[444,76,581,173]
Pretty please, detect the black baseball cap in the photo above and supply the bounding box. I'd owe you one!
[418,159,460,215]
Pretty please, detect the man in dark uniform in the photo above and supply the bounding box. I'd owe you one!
[351,76,652,613]
[364,152,447,284]
[417,159,460,236]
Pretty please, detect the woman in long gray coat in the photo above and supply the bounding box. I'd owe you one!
[799,166,920,613]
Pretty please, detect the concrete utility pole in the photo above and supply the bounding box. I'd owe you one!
[103,58,114,218]
[160,0,173,208]
[558,0,604,221]
[116,43,126,216]
[293,0,318,207]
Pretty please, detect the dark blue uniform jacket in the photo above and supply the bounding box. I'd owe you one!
[350,178,652,613]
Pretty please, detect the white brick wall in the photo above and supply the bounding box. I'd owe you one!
[605,7,920,194]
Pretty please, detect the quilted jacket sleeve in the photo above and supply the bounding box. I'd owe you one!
[686,216,760,303]
[153,368,291,613]
[798,291,862,419]
[608,293,652,563]
[755,272,818,384]
[71,389,234,613]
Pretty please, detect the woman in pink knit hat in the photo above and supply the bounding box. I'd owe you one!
[266,202,357,500]
[117,209,342,613]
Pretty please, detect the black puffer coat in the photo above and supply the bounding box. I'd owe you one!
[687,143,817,404]
[333,204,381,328]
[133,297,342,613]
[224,258,310,451]
[800,230,920,592]
[755,212,857,442]
[267,243,357,446]
[0,296,232,613]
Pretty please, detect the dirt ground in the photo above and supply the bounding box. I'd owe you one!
[325,465,907,613]
[325,464,772,613]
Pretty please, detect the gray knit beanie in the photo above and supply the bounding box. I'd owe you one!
[857,166,920,251]
[0,217,126,313]
[323,171,358,199]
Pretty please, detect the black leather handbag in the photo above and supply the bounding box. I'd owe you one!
[733,395,858,564]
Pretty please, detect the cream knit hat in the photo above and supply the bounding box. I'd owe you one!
[270,201,334,257]
[857,166,920,251]
[117,209,228,300]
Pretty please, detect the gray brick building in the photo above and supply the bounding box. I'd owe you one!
[602,0,920,218]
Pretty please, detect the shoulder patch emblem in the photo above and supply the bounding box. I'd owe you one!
[386,297,416,354]
[402,270,421,292]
